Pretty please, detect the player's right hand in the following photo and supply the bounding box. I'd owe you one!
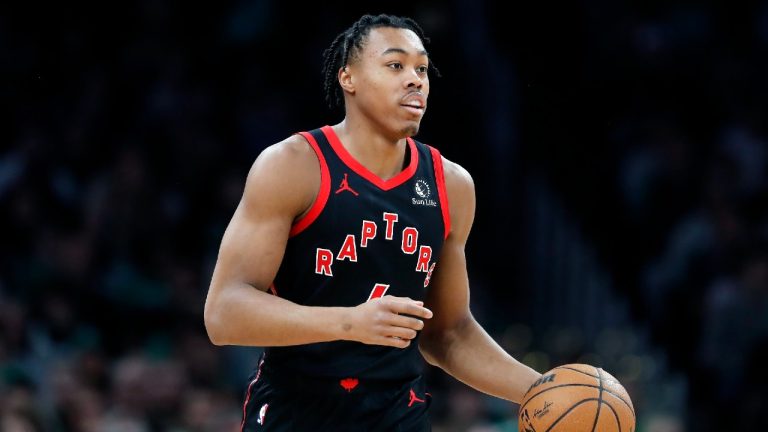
[345,295,433,348]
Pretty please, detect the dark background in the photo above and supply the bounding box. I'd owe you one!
[2,1,768,430]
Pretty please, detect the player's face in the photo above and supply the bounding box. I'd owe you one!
[347,27,430,138]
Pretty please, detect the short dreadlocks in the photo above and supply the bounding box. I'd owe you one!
[320,14,440,110]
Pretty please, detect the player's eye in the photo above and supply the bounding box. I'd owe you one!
[388,62,403,70]
[417,65,428,74]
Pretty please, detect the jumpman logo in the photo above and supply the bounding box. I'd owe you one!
[407,389,426,407]
[335,173,359,196]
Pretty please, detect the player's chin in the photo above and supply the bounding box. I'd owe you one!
[400,119,422,137]
[401,124,420,137]
[396,109,425,134]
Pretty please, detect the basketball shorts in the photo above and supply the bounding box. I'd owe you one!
[240,365,432,431]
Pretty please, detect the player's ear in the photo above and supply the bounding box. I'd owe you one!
[338,65,355,94]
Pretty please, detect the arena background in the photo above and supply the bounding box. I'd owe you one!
[3,1,768,430]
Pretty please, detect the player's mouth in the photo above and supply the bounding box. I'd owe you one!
[400,92,426,115]
[400,104,425,115]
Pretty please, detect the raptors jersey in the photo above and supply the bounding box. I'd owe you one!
[263,125,450,382]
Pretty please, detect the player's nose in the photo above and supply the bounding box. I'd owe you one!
[404,71,424,90]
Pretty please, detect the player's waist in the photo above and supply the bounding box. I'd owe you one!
[258,365,421,394]
[264,341,421,373]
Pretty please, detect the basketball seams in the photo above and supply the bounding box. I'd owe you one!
[543,398,600,432]
[598,368,636,418]
[599,397,623,432]
[590,366,604,432]
[519,365,635,432]
[602,389,636,419]
[554,365,599,379]
[519,382,634,417]
[554,366,635,416]
[519,383,599,413]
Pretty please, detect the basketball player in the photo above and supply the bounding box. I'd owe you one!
[204,14,541,431]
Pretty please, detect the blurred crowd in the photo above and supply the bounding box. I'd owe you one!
[3,1,768,431]
[513,1,768,429]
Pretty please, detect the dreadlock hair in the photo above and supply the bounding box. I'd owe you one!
[321,14,440,110]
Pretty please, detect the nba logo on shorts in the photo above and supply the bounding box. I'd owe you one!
[257,403,269,425]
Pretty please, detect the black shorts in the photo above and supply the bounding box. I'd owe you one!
[240,363,432,431]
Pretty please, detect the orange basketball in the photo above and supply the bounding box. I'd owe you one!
[518,364,635,432]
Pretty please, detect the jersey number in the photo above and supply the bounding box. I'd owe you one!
[367,283,390,301]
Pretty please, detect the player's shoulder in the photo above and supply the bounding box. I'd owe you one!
[247,133,319,179]
[254,133,317,166]
[438,154,474,195]
[245,132,320,189]
[241,132,320,214]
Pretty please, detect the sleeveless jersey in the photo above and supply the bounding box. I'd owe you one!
[263,125,451,382]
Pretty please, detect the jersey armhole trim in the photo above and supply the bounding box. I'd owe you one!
[290,132,331,237]
[429,146,451,240]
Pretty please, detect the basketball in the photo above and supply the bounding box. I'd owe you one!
[518,364,635,432]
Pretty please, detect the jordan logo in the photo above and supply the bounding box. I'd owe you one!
[335,173,359,196]
[407,389,426,407]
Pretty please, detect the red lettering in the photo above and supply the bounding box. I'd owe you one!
[401,227,418,254]
[361,220,377,247]
[424,262,436,287]
[416,246,432,272]
[383,212,398,240]
[337,235,358,262]
[315,248,333,276]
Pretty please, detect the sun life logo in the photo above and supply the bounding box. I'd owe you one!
[412,179,437,207]
[414,179,430,198]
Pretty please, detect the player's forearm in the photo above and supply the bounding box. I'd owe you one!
[420,317,540,403]
[204,282,349,347]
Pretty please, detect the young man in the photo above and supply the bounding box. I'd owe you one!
[204,14,541,431]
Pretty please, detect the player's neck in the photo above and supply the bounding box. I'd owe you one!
[332,119,409,181]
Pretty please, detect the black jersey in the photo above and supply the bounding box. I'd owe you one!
[263,125,450,383]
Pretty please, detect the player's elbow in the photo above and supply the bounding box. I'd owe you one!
[418,333,448,367]
[419,315,474,368]
[418,345,440,367]
[204,298,229,346]
[204,321,224,346]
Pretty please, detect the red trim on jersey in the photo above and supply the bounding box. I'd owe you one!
[321,125,418,191]
[290,132,331,237]
[429,146,451,239]
[240,359,265,432]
